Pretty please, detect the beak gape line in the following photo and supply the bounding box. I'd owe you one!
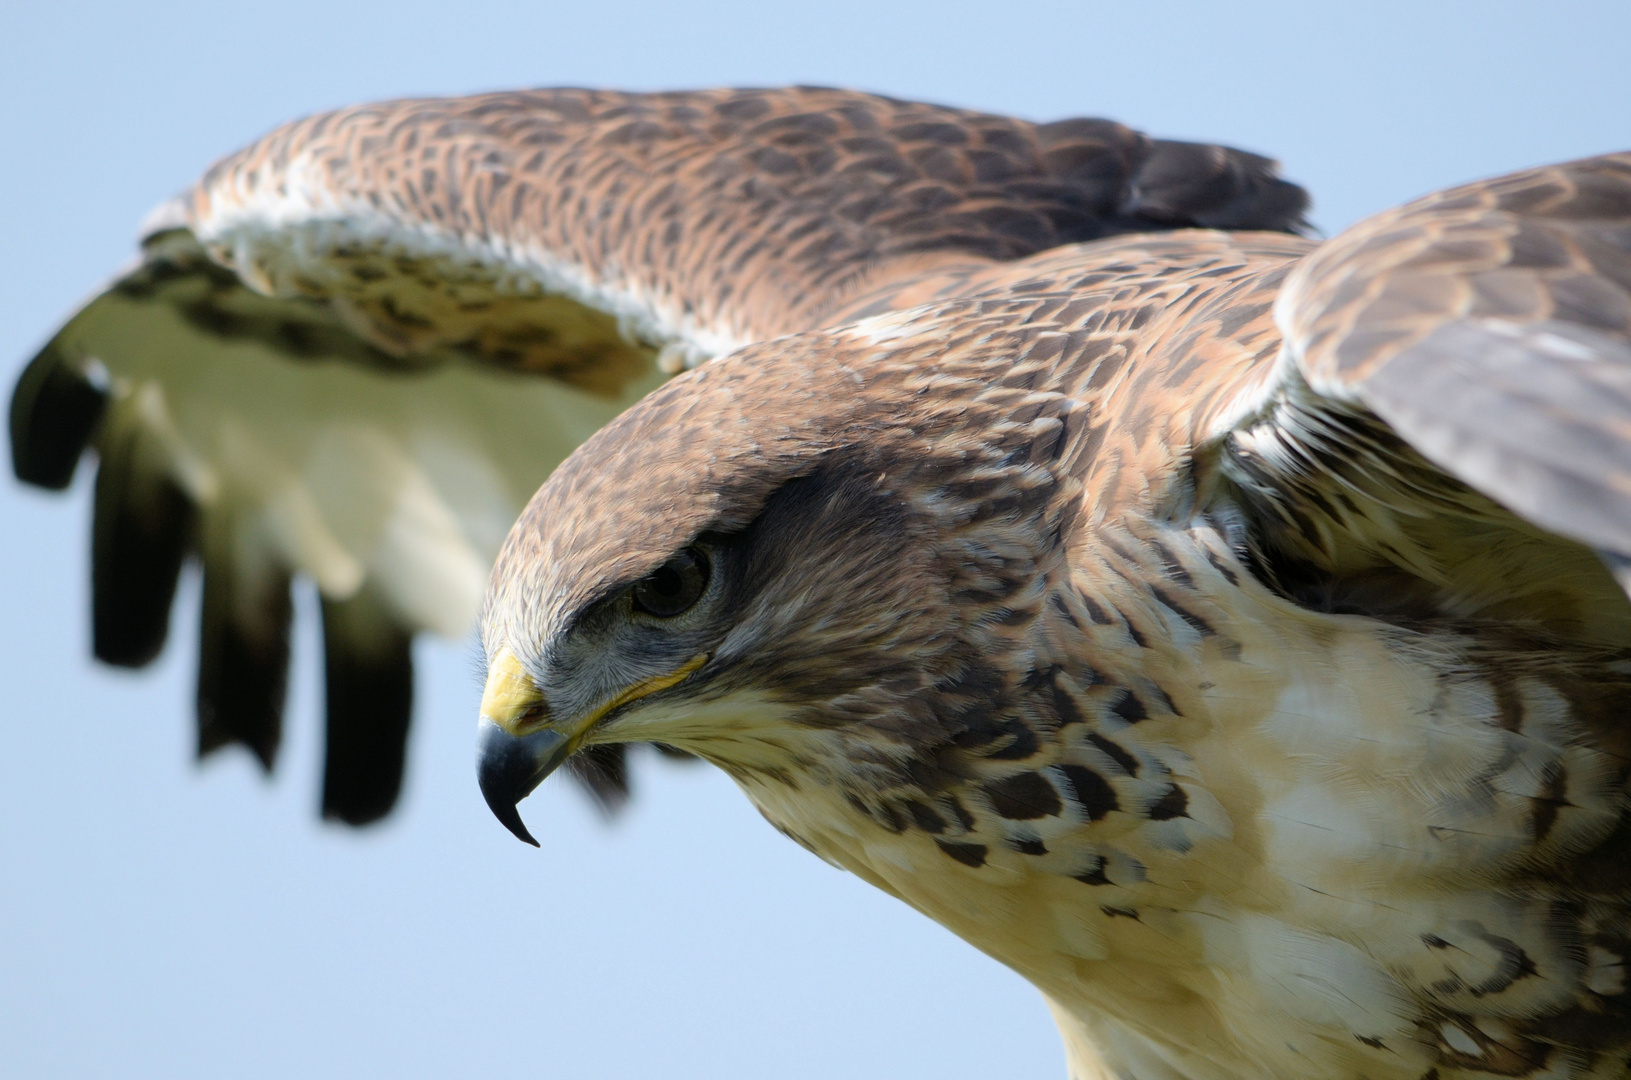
[474,649,710,846]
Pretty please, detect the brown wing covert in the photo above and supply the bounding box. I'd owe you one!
[10,86,1308,825]
[1278,154,1631,569]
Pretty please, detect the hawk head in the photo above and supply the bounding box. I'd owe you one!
[475,311,1079,843]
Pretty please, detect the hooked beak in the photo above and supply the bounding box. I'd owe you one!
[476,648,564,846]
[477,717,570,846]
[475,647,709,846]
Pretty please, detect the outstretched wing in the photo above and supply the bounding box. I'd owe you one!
[11,86,1309,824]
[1219,152,1631,639]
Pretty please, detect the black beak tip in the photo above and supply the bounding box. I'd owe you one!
[477,718,570,848]
[487,795,542,847]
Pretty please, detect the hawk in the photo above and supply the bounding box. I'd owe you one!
[14,87,1631,1079]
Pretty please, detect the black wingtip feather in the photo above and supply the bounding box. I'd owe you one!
[567,743,632,816]
[319,591,414,827]
[10,343,107,490]
[92,448,195,668]
[1127,140,1313,236]
[196,561,292,772]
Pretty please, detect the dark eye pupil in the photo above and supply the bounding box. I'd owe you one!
[631,548,710,618]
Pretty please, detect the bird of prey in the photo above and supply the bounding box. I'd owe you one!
[13,87,1631,1079]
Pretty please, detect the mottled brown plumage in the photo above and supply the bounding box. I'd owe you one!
[15,85,1631,1079]
[187,86,1306,381]
[480,154,1631,1079]
[11,86,1304,819]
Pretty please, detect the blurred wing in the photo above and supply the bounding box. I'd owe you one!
[13,229,653,823]
[1219,152,1631,633]
[11,86,1309,824]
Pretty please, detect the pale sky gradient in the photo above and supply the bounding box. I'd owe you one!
[2,3,1627,1077]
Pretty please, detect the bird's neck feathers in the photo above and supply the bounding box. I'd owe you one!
[630,517,1259,1077]
[708,512,1631,1080]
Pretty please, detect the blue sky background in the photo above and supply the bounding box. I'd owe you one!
[2,2,1627,1077]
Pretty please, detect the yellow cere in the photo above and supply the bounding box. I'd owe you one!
[480,648,548,735]
[481,649,709,737]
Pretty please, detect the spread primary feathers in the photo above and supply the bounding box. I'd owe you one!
[15,86,1631,1079]
[10,87,1307,821]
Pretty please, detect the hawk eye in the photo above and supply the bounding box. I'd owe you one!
[631,547,711,618]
